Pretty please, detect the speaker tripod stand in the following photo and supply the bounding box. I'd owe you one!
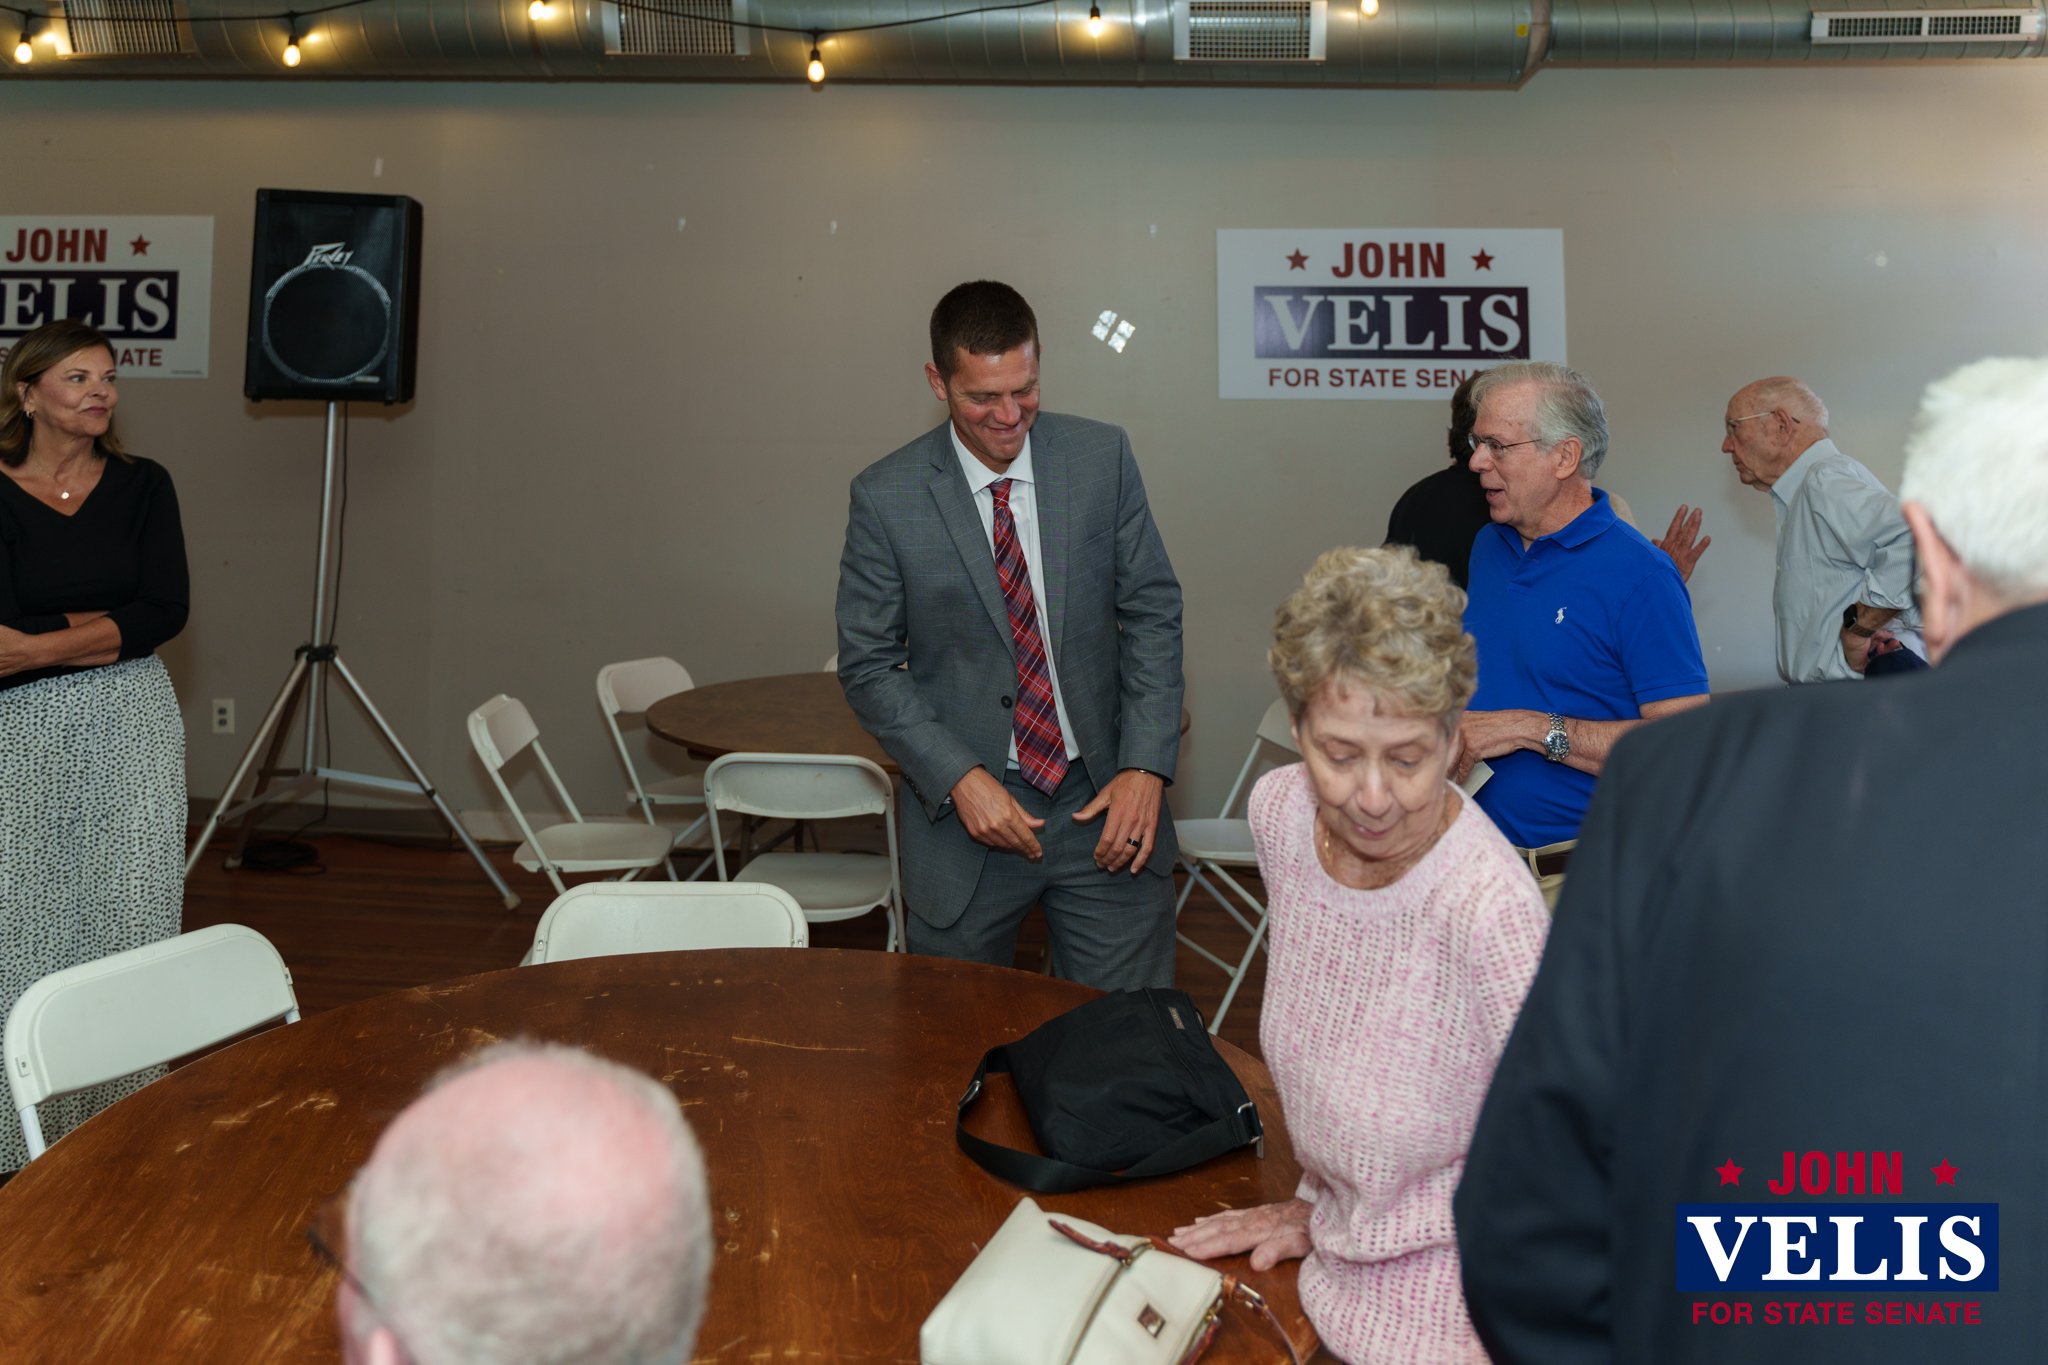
[185,402,521,908]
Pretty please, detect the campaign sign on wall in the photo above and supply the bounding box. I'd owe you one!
[1,216,213,377]
[1217,229,1566,399]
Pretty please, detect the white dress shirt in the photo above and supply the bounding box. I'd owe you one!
[950,426,1082,766]
[1770,437,1925,684]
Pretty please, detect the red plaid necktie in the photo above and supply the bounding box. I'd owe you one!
[990,479,1069,795]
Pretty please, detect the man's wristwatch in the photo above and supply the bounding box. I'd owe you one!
[1543,713,1570,763]
[1842,604,1879,638]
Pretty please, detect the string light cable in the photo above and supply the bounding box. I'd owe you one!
[0,0,1089,79]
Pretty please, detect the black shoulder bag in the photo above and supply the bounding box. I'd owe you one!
[955,987,1265,1193]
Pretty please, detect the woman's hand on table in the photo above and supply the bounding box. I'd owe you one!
[1168,1198,1312,1271]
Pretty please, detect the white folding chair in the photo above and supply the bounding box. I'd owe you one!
[525,882,809,964]
[596,657,714,881]
[4,924,300,1161]
[705,753,903,951]
[1176,696,1298,1033]
[468,694,675,897]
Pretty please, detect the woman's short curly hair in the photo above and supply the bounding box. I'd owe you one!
[1269,545,1477,731]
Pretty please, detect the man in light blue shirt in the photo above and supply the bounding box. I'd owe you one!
[1721,376,1926,682]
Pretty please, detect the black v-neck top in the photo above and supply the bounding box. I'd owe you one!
[0,454,189,692]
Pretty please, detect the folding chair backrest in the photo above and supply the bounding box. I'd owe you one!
[598,657,694,720]
[1211,695,1301,819]
[528,883,808,963]
[469,693,584,834]
[1254,696,1299,752]
[5,925,299,1158]
[470,693,539,770]
[703,754,891,821]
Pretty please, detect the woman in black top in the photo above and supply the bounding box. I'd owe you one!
[0,318,189,1169]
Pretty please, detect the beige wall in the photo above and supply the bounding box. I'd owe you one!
[9,67,2046,826]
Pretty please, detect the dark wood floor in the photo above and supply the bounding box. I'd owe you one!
[181,829,1272,1058]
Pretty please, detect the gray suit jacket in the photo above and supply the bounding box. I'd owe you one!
[835,412,1184,928]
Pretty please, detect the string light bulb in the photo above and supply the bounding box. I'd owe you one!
[1087,3,1102,36]
[1360,0,1380,15]
[13,18,33,63]
[806,36,824,84]
[528,0,555,18]
[282,14,302,66]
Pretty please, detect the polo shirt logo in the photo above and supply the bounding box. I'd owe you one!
[1555,607,1567,625]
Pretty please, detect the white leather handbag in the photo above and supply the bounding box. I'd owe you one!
[919,1197,1300,1365]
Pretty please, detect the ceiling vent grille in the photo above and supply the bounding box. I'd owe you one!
[610,0,750,57]
[60,0,187,56]
[1811,8,2042,42]
[1175,0,1328,62]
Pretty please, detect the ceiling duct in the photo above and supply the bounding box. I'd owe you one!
[1811,7,2042,41]
[5,0,2043,82]
[1174,0,1327,63]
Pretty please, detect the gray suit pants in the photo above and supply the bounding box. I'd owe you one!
[905,766,1176,991]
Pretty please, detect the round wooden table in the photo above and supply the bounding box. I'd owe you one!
[648,671,896,770]
[0,950,1317,1362]
[646,672,1192,777]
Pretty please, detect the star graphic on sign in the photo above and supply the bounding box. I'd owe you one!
[1285,248,1308,270]
[129,235,151,256]
[1932,1159,1959,1186]
[1471,249,1495,271]
[1714,1159,1744,1187]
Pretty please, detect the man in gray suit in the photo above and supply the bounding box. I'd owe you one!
[836,280,1184,989]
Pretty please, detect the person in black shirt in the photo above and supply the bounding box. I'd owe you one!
[0,318,189,1171]
[1383,375,1491,589]
[1385,373,1713,589]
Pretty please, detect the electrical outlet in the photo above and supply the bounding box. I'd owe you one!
[212,698,235,735]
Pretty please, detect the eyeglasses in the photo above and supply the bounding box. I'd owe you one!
[306,1193,417,1359]
[1466,433,1543,459]
[1724,410,1790,438]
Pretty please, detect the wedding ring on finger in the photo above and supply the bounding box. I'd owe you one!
[1126,837,1143,848]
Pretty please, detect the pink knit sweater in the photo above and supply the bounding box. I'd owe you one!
[1249,764,1549,1364]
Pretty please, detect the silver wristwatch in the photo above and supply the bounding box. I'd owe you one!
[1543,713,1570,763]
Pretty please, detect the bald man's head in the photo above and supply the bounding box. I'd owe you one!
[343,1043,710,1365]
[1722,376,1829,490]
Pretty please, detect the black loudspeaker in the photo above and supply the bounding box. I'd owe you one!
[245,189,423,403]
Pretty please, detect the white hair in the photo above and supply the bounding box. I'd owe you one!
[1471,361,1610,477]
[1899,357,2048,596]
[348,1042,712,1365]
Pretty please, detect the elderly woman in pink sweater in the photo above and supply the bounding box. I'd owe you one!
[1170,545,1549,1364]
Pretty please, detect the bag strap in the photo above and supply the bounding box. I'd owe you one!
[1217,1276,1306,1365]
[1044,1221,1304,1365]
[955,1045,1265,1194]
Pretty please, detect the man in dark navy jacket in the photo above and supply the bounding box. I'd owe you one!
[1455,356,2048,1363]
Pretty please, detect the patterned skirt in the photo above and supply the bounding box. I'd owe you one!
[0,655,186,1171]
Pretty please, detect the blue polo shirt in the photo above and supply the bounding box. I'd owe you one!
[1464,489,1708,848]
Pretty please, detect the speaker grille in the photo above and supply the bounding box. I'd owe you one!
[617,0,738,56]
[1185,0,1321,60]
[62,0,186,56]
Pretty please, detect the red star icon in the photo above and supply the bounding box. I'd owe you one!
[129,235,151,256]
[1931,1159,1959,1186]
[1714,1159,1743,1187]
[1471,249,1494,271]
[1285,248,1308,271]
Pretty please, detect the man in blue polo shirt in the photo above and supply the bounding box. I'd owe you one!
[1452,362,1709,886]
